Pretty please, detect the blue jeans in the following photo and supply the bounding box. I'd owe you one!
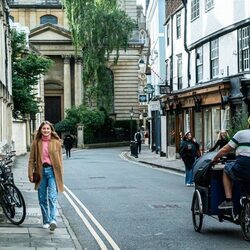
[38,166,58,224]
[185,165,194,185]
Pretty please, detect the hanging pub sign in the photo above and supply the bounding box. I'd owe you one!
[139,94,147,102]
[159,85,171,95]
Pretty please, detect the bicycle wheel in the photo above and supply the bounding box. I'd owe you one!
[0,183,26,225]
[241,200,250,241]
[191,190,203,232]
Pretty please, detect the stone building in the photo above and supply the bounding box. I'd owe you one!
[9,0,148,130]
[0,0,13,150]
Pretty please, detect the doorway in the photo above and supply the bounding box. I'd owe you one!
[44,96,62,125]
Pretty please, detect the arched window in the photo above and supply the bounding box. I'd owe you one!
[40,15,58,25]
[9,15,14,22]
[139,30,146,44]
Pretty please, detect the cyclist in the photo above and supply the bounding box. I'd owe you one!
[212,117,250,209]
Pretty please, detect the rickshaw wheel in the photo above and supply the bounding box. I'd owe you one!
[191,190,203,232]
[241,200,250,241]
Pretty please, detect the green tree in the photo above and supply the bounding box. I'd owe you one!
[55,105,106,143]
[11,29,53,118]
[62,0,135,110]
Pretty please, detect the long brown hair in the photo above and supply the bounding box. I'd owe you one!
[34,121,60,141]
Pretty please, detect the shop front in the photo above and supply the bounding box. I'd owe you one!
[162,81,231,158]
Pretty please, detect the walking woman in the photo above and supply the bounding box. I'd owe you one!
[28,121,64,231]
[179,131,201,186]
[209,130,229,152]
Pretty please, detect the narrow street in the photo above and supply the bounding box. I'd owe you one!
[59,148,249,250]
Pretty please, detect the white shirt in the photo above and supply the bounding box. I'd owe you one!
[228,129,250,157]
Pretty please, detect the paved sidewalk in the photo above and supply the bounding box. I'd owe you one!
[125,144,185,173]
[0,154,82,250]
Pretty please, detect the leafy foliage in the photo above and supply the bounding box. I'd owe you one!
[54,105,106,137]
[62,0,135,110]
[228,111,249,138]
[11,29,53,118]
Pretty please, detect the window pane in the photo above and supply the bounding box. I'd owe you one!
[191,0,200,20]
[204,108,212,151]
[205,0,214,11]
[40,15,58,24]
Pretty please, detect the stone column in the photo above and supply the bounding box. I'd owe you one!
[74,57,83,106]
[63,56,71,113]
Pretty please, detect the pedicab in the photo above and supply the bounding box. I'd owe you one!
[191,152,250,241]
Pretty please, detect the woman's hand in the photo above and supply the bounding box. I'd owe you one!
[29,175,33,183]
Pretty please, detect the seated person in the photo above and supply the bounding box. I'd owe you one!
[212,117,250,209]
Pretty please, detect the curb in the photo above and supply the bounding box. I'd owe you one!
[138,160,185,174]
[58,207,83,250]
[123,151,185,174]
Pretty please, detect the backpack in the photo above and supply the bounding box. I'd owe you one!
[136,132,141,141]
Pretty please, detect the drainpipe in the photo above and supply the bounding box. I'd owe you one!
[181,0,191,87]
[170,15,173,90]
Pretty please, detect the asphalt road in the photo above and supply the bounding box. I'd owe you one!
[58,148,250,250]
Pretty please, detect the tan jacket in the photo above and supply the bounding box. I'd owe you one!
[28,138,64,192]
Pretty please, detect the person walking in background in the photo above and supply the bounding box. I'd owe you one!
[28,121,64,231]
[179,131,201,186]
[134,129,143,154]
[209,130,229,152]
[63,134,74,158]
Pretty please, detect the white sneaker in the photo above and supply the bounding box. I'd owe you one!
[49,220,57,231]
[42,224,49,229]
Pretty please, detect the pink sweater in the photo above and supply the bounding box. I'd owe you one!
[42,135,52,165]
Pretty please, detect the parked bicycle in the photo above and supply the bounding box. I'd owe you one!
[0,150,26,225]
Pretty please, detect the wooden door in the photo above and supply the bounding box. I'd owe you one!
[44,96,61,125]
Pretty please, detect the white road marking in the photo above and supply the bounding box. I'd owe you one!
[63,185,121,250]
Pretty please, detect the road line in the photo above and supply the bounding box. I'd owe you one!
[64,185,121,250]
[63,190,107,250]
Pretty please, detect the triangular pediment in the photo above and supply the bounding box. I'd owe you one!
[29,23,72,43]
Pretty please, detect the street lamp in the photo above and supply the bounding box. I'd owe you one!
[129,107,134,140]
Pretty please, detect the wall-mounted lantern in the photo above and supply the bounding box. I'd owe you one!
[219,86,229,109]
[192,92,202,112]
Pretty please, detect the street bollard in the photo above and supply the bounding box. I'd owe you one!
[130,141,138,158]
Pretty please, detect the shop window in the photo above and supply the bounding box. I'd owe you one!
[221,106,230,131]
[211,107,221,148]
[204,108,212,151]
[184,110,190,133]
[191,0,199,21]
[238,26,250,72]
[40,15,58,25]
[194,112,202,147]
[167,114,176,146]
[210,38,219,78]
